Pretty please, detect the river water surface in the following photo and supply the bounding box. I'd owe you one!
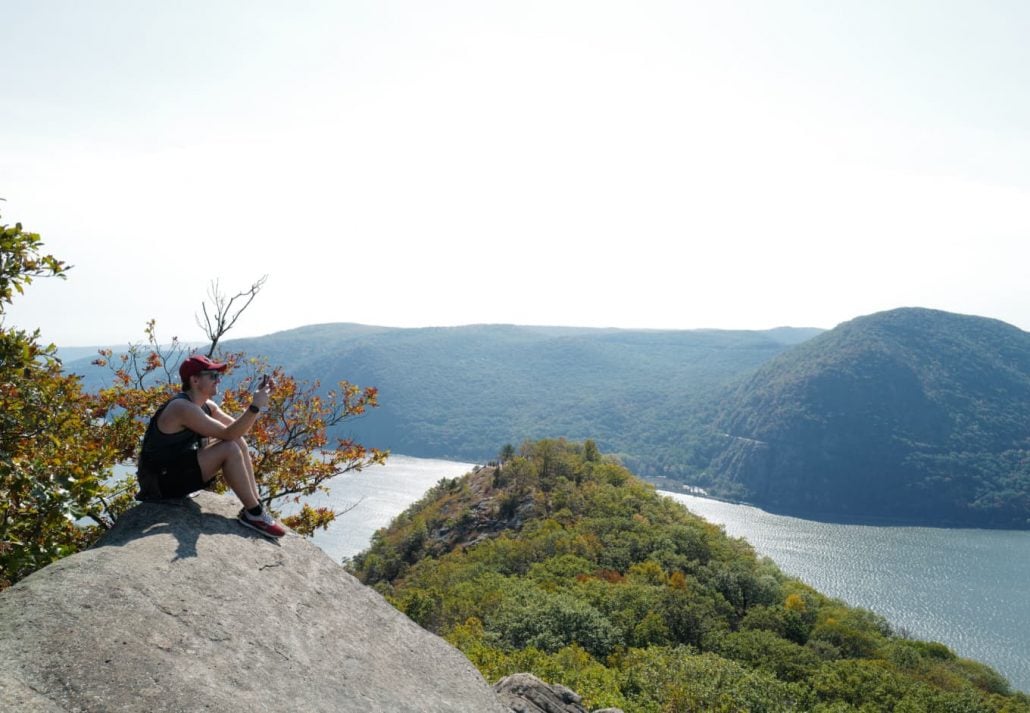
[296,454,477,562]
[665,493,1030,694]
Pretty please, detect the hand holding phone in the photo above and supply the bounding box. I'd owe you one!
[251,375,272,412]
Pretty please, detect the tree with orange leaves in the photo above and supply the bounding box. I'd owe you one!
[217,361,386,534]
[0,213,110,588]
[1,211,385,590]
[94,280,388,537]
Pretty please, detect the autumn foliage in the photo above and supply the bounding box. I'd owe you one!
[1,212,385,589]
[0,216,104,587]
[216,361,386,534]
[89,321,388,536]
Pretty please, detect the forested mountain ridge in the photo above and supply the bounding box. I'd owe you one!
[66,322,813,469]
[234,323,818,455]
[349,439,1028,712]
[702,308,1030,527]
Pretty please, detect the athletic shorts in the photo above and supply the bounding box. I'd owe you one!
[139,448,208,499]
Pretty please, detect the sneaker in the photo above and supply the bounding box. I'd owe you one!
[237,508,287,539]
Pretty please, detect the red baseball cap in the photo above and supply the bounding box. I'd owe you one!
[179,354,228,381]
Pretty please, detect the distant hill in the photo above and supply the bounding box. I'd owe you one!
[212,323,817,470]
[67,322,816,475]
[702,308,1030,527]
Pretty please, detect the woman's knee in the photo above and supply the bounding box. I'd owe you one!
[198,440,244,476]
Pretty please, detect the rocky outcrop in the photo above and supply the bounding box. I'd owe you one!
[493,673,624,713]
[0,491,507,712]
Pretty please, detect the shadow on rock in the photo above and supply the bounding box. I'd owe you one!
[96,494,280,561]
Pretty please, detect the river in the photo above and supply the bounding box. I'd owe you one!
[664,492,1030,694]
[292,454,478,563]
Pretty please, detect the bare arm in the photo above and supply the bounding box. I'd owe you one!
[163,400,259,442]
[208,401,236,428]
[161,380,271,441]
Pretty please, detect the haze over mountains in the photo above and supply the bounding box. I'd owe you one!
[217,323,820,475]
[66,308,1030,528]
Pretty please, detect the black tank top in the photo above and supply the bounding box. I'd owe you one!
[139,393,212,465]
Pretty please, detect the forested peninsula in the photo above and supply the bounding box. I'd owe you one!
[349,439,1029,712]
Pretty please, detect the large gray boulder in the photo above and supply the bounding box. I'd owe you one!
[0,491,507,713]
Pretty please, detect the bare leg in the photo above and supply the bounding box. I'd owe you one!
[234,437,262,506]
[198,441,259,510]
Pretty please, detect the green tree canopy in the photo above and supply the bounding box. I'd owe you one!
[349,438,1030,712]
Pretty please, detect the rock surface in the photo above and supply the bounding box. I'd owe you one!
[494,673,624,713]
[0,491,507,713]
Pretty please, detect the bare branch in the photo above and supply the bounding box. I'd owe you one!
[195,275,268,357]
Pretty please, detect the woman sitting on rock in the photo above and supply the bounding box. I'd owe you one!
[136,354,286,539]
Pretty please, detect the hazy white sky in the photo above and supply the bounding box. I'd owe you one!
[3,0,1029,346]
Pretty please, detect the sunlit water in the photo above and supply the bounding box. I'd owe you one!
[287,454,477,563]
[665,493,1030,694]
